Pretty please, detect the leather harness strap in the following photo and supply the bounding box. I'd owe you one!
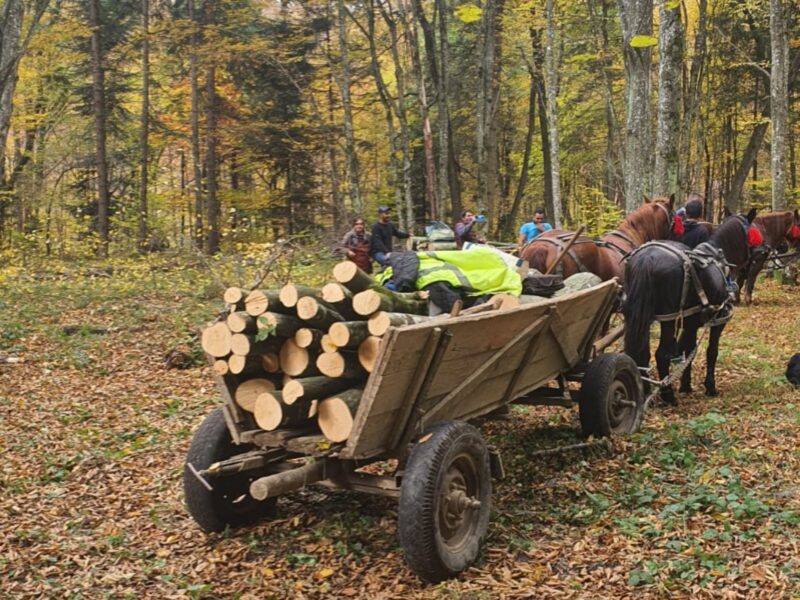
[626,241,733,324]
[527,233,591,273]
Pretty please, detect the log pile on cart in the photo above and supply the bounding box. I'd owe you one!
[201,261,438,445]
[187,255,646,582]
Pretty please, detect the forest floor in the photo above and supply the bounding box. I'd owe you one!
[1,250,799,599]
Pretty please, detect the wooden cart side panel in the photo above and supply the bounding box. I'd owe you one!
[341,281,619,460]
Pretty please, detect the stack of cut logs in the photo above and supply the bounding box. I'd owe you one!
[200,261,433,444]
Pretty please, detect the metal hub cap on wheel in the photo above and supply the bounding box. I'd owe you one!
[608,379,636,429]
[438,456,481,549]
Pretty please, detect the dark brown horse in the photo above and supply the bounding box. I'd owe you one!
[623,209,758,403]
[521,196,677,283]
[739,209,800,304]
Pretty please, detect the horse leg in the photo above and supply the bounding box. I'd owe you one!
[703,324,725,396]
[655,321,677,405]
[678,323,699,393]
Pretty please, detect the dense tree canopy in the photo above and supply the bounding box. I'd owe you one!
[0,0,797,256]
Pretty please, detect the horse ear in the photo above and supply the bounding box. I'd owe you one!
[722,206,732,218]
[642,195,651,204]
[795,208,799,222]
[668,193,675,208]
[746,207,757,224]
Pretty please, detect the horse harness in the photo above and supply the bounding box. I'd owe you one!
[626,241,734,326]
[526,232,594,274]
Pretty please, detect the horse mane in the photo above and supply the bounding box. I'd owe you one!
[753,211,792,246]
[710,215,747,266]
[616,198,671,243]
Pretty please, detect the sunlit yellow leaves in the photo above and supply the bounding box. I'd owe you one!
[454,4,482,23]
[629,35,658,48]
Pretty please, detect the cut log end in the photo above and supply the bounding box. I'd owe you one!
[368,312,391,337]
[296,296,320,320]
[212,359,229,375]
[223,287,247,305]
[230,333,251,356]
[358,336,382,373]
[317,352,347,378]
[201,322,232,357]
[328,322,350,347]
[253,393,283,431]
[279,284,299,308]
[318,397,355,442]
[244,290,269,316]
[353,289,383,316]
[279,339,310,377]
[321,282,349,304]
[234,378,276,412]
[294,328,320,349]
[320,334,338,353]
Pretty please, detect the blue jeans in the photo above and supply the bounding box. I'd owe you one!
[373,252,390,266]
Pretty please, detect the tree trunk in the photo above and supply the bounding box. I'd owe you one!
[204,61,219,254]
[88,0,111,257]
[188,0,203,249]
[138,0,150,251]
[619,0,654,212]
[544,0,562,227]
[406,0,438,218]
[769,0,789,210]
[678,0,706,196]
[728,122,769,211]
[337,0,361,214]
[0,0,23,235]
[436,0,462,220]
[653,0,683,198]
[380,0,415,228]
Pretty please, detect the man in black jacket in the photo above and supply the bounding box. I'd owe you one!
[681,199,710,249]
[370,206,410,266]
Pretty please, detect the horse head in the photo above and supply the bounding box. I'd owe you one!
[628,194,676,242]
[787,209,800,248]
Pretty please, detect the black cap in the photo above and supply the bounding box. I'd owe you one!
[378,206,391,214]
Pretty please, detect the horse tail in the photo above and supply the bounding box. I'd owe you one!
[623,249,658,363]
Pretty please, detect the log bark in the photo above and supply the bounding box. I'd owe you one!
[253,391,314,431]
[328,321,370,348]
[244,289,287,316]
[261,353,280,373]
[257,312,304,338]
[226,311,257,334]
[294,327,323,349]
[201,322,232,357]
[234,378,275,412]
[230,334,281,357]
[316,351,366,379]
[352,288,427,316]
[249,458,329,500]
[333,261,374,293]
[279,284,322,308]
[296,296,344,330]
[282,376,357,405]
[318,389,363,443]
[228,353,266,375]
[357,336,382,372]
[367,312,433,336]
[279,338,319,377]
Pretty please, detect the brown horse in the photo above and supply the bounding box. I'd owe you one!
[739,209,800,304]
[521,196,677,283]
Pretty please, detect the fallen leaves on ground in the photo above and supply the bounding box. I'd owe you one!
[1,257,799,599]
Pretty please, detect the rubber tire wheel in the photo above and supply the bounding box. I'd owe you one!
[184,407,276,532]
[398,421,492,582]
[579,352,644,437]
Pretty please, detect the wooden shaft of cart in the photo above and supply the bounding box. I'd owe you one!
[544,225,587,275]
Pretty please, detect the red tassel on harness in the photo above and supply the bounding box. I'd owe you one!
[672,214,684,237]
[790,224,800,241]
[748,226,764,247]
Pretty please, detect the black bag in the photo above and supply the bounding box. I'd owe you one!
[522,274,565,297]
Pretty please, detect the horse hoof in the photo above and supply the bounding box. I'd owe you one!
[679,385,692,394]
[661,390,678,405]
[704,386,718,397]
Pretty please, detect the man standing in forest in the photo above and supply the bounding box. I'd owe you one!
[370,206,410,267]
[340,217,372,273]
[518,207,553,252]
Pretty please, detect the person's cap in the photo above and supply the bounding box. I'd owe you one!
[377,205,390,214]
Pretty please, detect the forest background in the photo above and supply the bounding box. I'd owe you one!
[0,0,796,259]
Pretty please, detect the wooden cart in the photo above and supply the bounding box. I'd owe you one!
[184,279,644,582]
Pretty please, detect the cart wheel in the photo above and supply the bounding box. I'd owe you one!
[184,407,276,532]
[579,352,644,437]
[398,421,492,582]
